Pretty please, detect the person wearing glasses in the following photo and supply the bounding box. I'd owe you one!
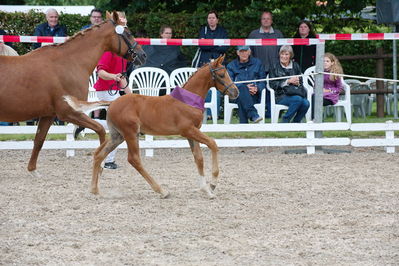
[81,8,103,30]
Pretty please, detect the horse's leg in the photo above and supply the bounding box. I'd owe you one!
[187,139,215,198]
[124,130,169,198]
[27,116,54,177]
[91,125,124,195]
[58,111,106,144]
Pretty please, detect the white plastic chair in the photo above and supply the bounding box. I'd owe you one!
[223,87,266,124]
[129,67,171,96]
[345,79,368,118]
[365,79,377,115]
[303,66,352,123]
[170,67,197,87]
[265,74,288,123]
[88,70,99,102]
[170,67,218,124]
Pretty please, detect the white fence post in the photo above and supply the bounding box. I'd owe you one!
[145,135,154,157]
[306,127,316,154]
[385,120,395,153]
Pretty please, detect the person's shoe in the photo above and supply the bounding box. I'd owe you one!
[104,162,118,169]
[250,116,262,123]
[73,126,85,139]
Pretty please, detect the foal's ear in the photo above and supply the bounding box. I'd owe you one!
[215,54,225,65]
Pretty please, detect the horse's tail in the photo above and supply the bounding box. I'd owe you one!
[63,95,111,114]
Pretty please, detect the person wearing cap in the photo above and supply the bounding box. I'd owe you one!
[226,45,265,123]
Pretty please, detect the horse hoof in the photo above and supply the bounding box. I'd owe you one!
[160,191,170,199]
[91,188,99,195]
[200,186,216,199]
[210,184,216,191]
[28,170,41,178]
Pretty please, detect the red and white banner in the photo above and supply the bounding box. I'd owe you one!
[1,33,399,45]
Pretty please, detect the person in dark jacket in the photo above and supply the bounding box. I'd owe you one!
[292,20,317,73]
[193,10,229,67]
[227,46,265,123]
[81,8,103,30]
[33,8,67,49]
[269,45,309,123]
[192,10,228,120]
[141,25,188,75]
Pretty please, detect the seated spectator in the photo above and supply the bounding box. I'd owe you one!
[33,8,67,49]
[0,40,18,125]
[81,8,103,30]
[269,45,310,123]
[311,52,344,118]
[141,25,188,75]
[292,20,317,73]
[227,46,265,123]
[140,25,188,95]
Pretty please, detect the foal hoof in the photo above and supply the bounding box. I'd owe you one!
[210,184,217,191]
[160,190,170,199]
[91,188,99,195]
[200,186,216,199]
[28,170,41,178]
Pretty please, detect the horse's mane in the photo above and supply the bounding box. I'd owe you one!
[32,20,109,51]
[182,63,211,88]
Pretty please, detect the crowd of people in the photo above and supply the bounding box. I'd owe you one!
[0,8,345,130]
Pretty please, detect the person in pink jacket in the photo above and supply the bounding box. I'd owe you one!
[311,52,343,118]
[323,52,343,105]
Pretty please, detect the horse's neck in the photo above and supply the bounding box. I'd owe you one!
[50,26,113,75]
[183,68,213,99]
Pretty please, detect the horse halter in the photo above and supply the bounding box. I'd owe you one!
[113,22,138,61]
[209,64,235,95]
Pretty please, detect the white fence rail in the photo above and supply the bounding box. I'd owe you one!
[0,121,398,156]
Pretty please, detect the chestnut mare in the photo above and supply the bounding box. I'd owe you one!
[0,11,146,176]
[88,55,238,199]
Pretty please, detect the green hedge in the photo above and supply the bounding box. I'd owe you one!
[1,10,396,78]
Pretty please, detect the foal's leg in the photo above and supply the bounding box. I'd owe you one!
[27,116,54,176]
[187,139,215,198]
[124,131,169,198]
[91,125,124,194]
[184,128,219,195]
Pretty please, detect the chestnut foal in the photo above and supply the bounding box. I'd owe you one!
[91,55,238,198]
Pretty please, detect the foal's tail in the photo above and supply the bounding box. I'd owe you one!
[63,95,111,114]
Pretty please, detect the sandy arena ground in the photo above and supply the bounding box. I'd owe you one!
[1,146,398,265]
